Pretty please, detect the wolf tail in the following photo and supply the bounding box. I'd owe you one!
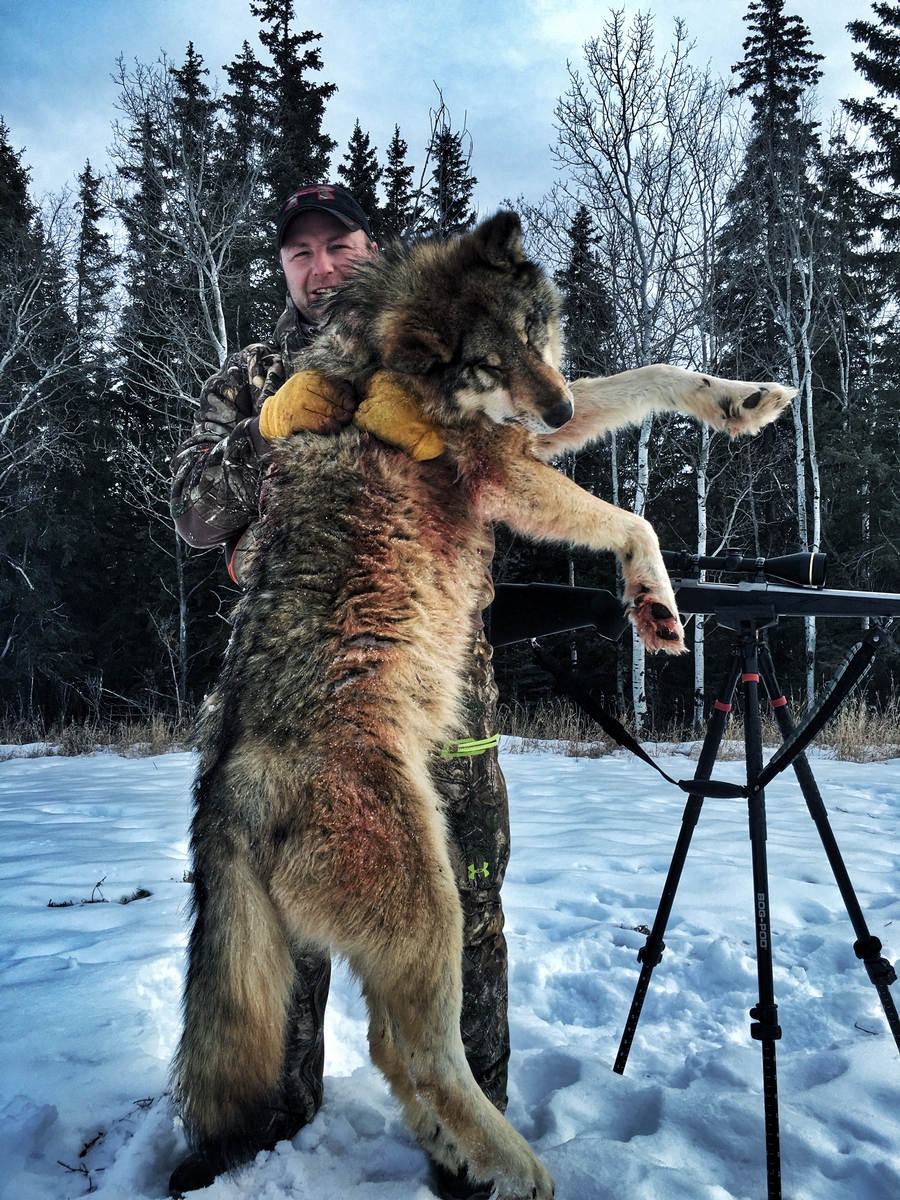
[172,831,294,1161]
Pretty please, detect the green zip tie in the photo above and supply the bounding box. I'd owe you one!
[440,734,501,760]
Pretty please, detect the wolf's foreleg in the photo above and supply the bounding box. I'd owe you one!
[172,825,294,1161]
[530,364,796,457]
[472,443,684,654]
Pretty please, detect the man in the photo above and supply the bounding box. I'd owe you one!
[169,184,509,1200]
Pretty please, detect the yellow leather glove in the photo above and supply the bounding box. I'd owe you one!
[258,369,356,440]
[353,371,446,461]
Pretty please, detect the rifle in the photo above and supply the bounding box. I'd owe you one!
[489,550,900,646]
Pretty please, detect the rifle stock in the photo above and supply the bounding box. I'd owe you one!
[489,583,629,647]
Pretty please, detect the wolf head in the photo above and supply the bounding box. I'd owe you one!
[326,213,574,435]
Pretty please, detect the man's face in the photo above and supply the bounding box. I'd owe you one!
[280,210,377,322]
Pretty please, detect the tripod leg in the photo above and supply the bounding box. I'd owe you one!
[758,641,900,1054]
[743,634,783,1200]
[612,651,743,1075]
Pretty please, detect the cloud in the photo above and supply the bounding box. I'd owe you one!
[0,0,872,213]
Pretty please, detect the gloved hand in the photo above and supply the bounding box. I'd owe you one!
[258,370,357,440]
[353,371,446,461]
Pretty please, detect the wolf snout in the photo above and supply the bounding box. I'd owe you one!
[542,399,574,429]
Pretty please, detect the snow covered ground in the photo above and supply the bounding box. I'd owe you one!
[2,742,899,1200]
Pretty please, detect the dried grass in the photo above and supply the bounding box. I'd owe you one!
[499,698,618,757]
[500,693,900,763]
[4,692,900,764]
[0,714,195,760]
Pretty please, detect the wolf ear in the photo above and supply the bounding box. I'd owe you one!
[473,211,525,268]
[381,314,452,375]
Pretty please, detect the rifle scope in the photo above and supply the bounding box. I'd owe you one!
[662,549,826,589]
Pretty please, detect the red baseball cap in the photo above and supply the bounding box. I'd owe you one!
[275,184,374,249]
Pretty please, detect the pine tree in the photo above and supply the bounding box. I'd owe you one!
[423,105,477,237]
[337,120,382,235]
[717,0,826,700]
[381,125,416,242]
[555,205,614,379]
[844,2,900,240]
[0,117,35,230]
[250,0,336,205]
[717,0,823,379]
[74,161,117,349]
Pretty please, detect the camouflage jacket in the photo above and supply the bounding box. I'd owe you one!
[169,299,313,582]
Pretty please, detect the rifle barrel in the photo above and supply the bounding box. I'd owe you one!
[673,579,900,620]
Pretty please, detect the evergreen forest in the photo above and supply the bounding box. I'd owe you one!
[2,0,900,734]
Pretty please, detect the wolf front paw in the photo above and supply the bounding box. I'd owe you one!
[708,377,797,438]
[629,589,685,654]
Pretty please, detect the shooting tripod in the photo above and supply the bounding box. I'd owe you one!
[613,610,899,1200]
[490,554,900,1200]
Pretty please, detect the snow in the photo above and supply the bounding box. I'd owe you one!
[2,743,899,1200]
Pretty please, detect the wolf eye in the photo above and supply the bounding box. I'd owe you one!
[468,361,506,388]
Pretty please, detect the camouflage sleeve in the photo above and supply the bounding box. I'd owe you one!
[170,344,287,548]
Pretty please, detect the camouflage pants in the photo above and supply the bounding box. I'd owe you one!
[274,631,511,1132]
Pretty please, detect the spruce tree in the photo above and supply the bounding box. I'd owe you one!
[0,117,35,229]
[423,108,477,237]
[250,0,336,205]
[223,40,267,166]
[337,120,382,235]
[844,2,900,239]
[381,125,417,242]
[222,41,276,344]
[730,0,823,137]
[169,42,216,162]
[74,162,117,349]
[833,5,900,596]
[222,3,337,331]
[555,205,614,379]
[717,0,823,380]
[53,161,146,718]
[715,0,829,701]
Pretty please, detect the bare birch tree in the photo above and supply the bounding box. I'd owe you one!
[108,49,266,714]
[0,196,81,523]
[553,10,737,729]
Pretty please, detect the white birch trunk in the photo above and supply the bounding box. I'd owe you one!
[802,333,820,708]
[611,431,626,714]
[693,424,710,732]
[631,415,652,731]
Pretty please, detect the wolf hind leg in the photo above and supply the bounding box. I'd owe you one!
[172,849,295,1163]
[355,936,554,1200]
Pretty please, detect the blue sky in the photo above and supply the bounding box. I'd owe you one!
[0,0,874,212]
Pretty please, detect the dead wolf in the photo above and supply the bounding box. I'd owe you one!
[172,212,794,1198]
